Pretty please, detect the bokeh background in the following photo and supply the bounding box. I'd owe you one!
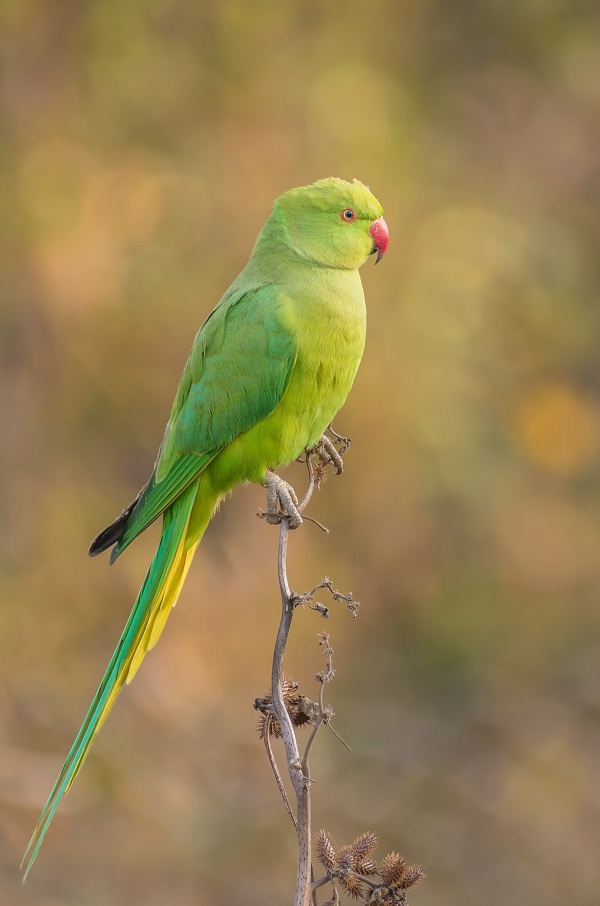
[2,1,600,904]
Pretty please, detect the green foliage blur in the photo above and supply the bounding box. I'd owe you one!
[2,2,600,904]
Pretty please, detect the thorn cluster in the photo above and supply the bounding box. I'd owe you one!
[315,830,424,904]
[254,677,315,739]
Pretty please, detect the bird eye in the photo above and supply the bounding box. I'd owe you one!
[340,208,356,222]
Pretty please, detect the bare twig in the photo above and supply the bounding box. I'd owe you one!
[263,713,297,829]
[265,443,368,906]
[269,456,319,906]
[302,634,334,769]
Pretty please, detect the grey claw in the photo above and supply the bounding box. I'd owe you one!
[264,471,303,529]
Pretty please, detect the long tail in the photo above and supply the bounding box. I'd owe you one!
[22,478,204,877]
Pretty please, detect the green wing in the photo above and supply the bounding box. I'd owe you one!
[110,283,297,559]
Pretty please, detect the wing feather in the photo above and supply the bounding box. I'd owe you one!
[106,283,297,560]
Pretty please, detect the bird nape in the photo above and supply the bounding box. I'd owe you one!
[23,177,388,876]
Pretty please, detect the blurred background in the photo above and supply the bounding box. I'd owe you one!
[1,1,600,904]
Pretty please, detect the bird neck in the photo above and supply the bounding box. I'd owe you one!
[248,210,308,274]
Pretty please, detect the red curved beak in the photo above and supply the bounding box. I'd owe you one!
[369,216,389,263]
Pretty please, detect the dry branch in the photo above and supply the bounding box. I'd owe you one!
[258,433,423,906]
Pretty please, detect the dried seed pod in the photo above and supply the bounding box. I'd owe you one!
[399,865,425,889]
[256,677,313,738]
[356,858,377,876]
[379,852,407,887]
[339,872,366,900]
[316,829,338,871]
[336,844,354,870]
[349,831,378,869]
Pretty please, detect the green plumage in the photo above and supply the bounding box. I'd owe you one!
[23,177,386,875]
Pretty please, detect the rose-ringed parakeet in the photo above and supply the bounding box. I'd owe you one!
[23,177,388,874]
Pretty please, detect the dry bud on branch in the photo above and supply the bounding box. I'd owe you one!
[291,577,360,620]
[254,677,314,739]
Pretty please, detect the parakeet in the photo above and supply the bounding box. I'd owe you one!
[23,177,388,874]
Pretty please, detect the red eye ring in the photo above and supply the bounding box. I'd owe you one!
[340,208,356,222]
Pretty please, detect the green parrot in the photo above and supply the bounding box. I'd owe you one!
[23,177,388,874]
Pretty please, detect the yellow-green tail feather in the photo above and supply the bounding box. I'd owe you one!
[22,479,202,878]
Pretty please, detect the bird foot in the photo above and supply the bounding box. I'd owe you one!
[309,428,351,476]
[259,470,303,529]
[311,436,344,475]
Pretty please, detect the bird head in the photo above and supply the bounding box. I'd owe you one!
[275,177,388,270]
